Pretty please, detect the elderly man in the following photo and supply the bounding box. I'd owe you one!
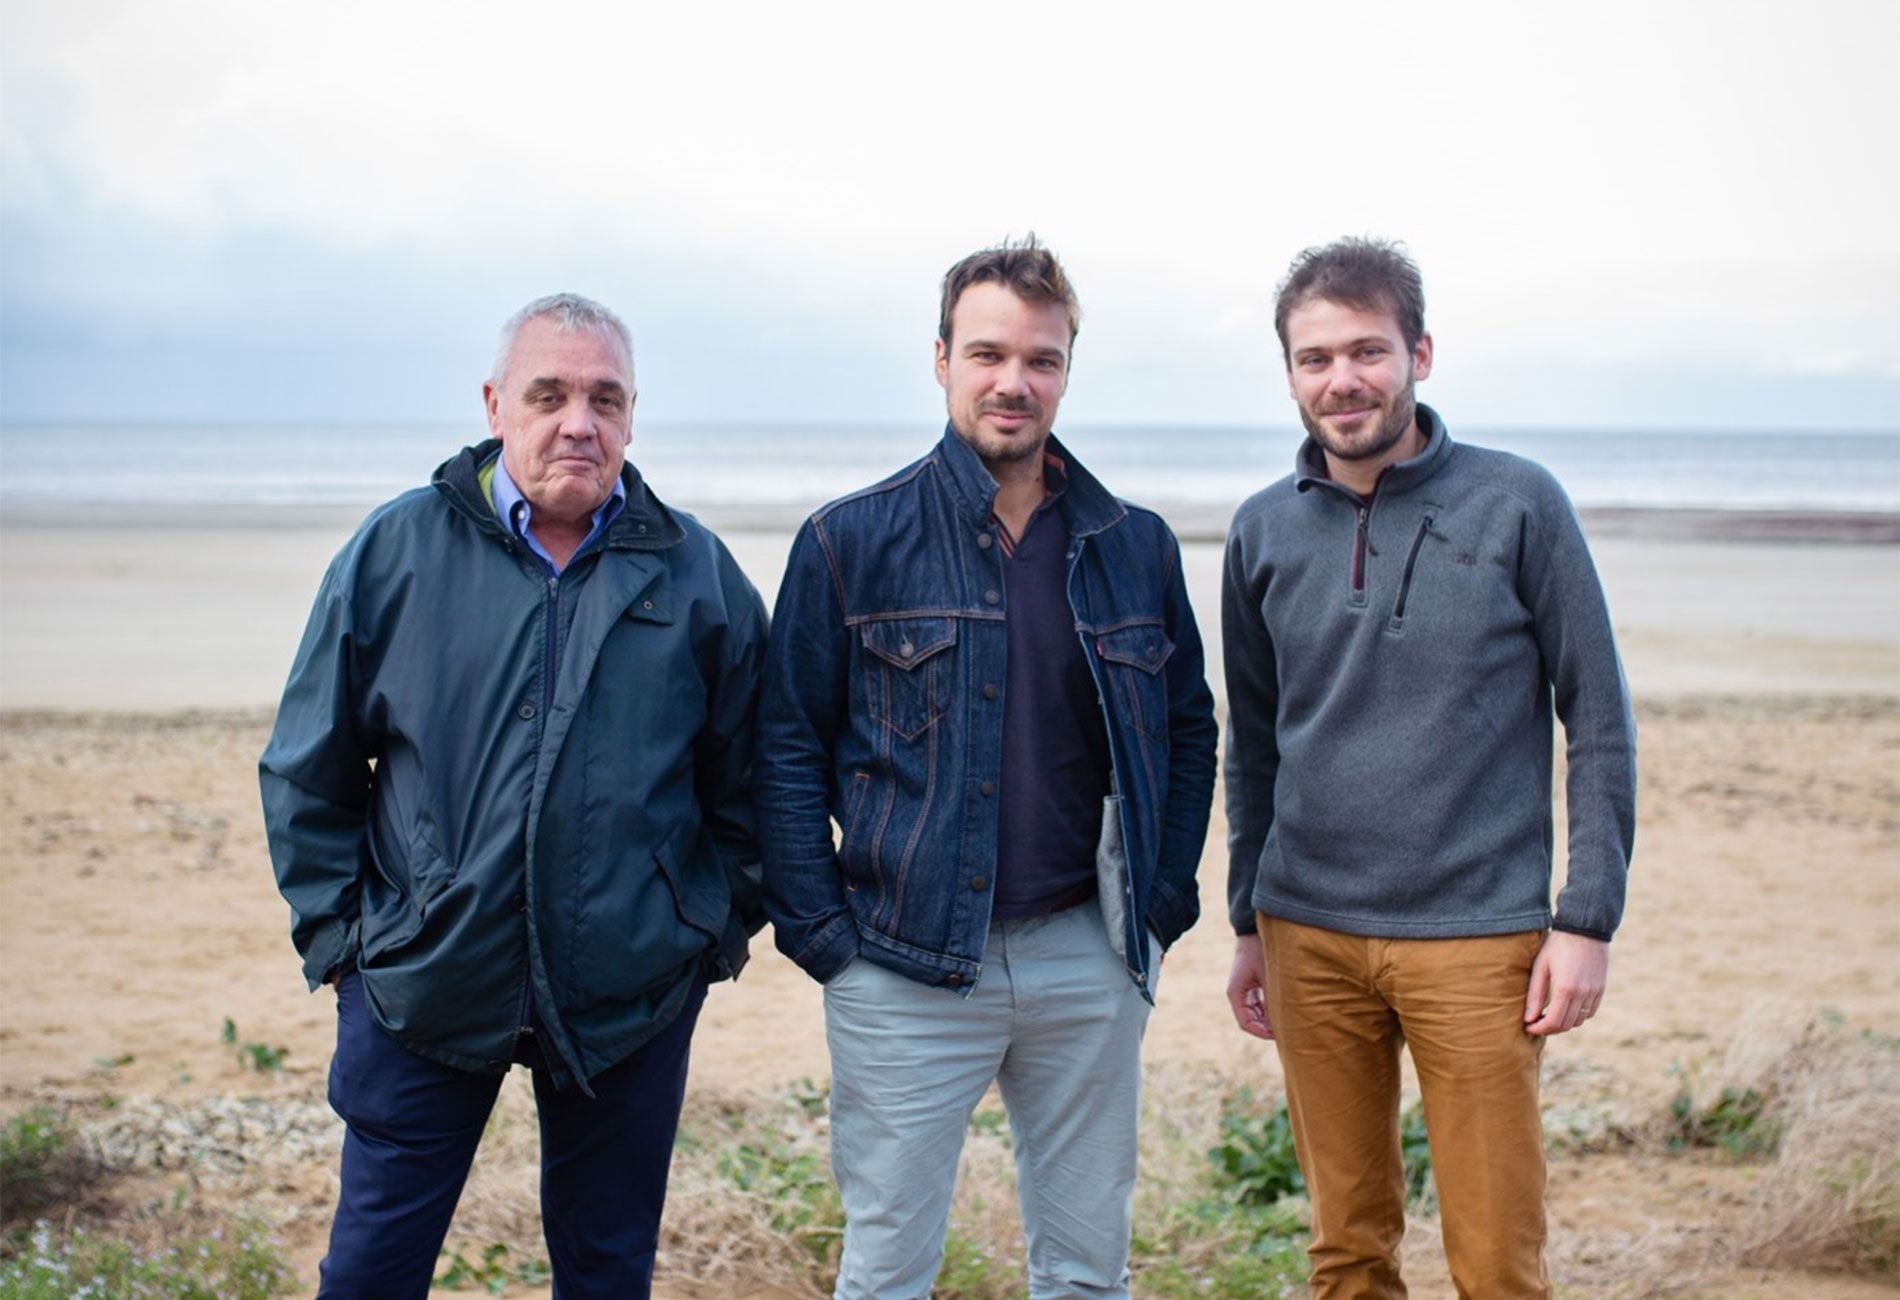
[757,237,1218,1299]
[260,293,767,1299]
[1223,238,1638,1298]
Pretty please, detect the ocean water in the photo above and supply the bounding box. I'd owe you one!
[2,422,1897,514]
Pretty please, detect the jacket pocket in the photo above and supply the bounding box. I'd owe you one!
[357,891,421,966]
[1092,623,1175,743]
[653,818,730,944]
[1387,513,1442,632]
[580,820,726,1003]
[360,793,446,964]
[859,617,956,740]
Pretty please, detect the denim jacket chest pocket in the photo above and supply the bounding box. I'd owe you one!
[1091,622,1176,743]
[859,617,958,740]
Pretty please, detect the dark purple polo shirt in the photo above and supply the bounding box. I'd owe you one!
[991,458,1113,919]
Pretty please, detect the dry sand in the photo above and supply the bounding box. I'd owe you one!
[2,499,1896,1298]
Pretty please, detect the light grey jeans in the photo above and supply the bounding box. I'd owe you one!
[822,897,1156,1300]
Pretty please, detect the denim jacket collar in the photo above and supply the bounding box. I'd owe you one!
[934,424,1128,539]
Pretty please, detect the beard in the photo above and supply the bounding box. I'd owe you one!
[1299,378,1418,466]
[954,396,1050,466]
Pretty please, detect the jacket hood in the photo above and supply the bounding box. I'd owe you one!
[431,439,688,552]
[934,424,1129,538]
[1294,403,1454,500]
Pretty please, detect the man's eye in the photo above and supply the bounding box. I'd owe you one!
[594,396,624,411]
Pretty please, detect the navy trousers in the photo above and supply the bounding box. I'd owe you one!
[316,970,706,1300]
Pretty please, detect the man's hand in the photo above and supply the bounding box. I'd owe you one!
[1227,934,1275,1040]
[1524,931,1608,1036]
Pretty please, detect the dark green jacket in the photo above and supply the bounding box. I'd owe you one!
[260,441,767,1088]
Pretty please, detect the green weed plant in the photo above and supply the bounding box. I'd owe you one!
[0,1220,294,1299]
[1209,1090,1434,1210]
[1664,1085,1780,1160]
[435,1241,551,1294]
[0,1108,96,1225]
[218,1019,290,1074]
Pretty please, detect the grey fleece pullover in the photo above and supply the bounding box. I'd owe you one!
[1222,406,1636,941]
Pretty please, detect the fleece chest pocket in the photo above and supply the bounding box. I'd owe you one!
[1093,623,1175,742]
[859,617,957,741]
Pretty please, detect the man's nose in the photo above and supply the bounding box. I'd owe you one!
[1325,363,1365,397]
[558,398,597,436]
[992,359,1029,394]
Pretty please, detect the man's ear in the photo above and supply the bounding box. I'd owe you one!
[484,382,503,439]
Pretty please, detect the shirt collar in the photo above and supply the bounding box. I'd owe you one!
[487,451,628,573]
[489,451,628,543]
[991,452,1071,552]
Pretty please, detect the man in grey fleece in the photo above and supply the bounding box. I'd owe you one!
[1222,237,1637,1300]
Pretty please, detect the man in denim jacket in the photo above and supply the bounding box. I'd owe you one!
[757,237,1217,1299]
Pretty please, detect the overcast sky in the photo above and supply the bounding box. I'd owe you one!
[3,0,1896,430]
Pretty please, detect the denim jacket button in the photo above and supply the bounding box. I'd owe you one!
[946,973,963,986]
[976,532,994,550]
[983,589,1000,606]
[970,875,988,890]
[982,683,998,700]
[980,781,995,796]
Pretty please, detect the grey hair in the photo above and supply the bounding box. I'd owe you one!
[489,292,635,388]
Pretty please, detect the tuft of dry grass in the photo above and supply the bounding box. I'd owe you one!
[1559,999,1900,1289]
[656,1084,841,1299]
[1736,1011,1900,1274]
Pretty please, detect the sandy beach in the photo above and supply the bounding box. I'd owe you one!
[2,495,1896,1298]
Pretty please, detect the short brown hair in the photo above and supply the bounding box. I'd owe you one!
[1273,237,1425,366]
[938,234,1081,347]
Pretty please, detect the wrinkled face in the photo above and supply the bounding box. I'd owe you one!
[1284,296,1433,474]
[483,316,635,528]
[934,281,1071,470]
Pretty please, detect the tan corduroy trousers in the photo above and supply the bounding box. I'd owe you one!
[1260,915,1551,1300]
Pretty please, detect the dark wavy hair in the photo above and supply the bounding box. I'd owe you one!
[1273,237,1425,365]
[938,234,1081,348]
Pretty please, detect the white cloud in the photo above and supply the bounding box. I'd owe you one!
[3,0,1897,423]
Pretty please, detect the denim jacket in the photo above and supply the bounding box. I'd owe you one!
[757,428,1217,1000]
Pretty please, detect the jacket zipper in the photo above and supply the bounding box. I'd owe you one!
[520,571,561,1039]
[1392,514,1435,621]
[1352,501,1372,593]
